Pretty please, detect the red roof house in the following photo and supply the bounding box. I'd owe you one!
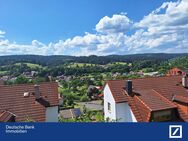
[0,82,59,122]
[104,76,188,122]
[166,67,188,76]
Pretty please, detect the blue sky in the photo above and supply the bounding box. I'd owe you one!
[0,0,187,56]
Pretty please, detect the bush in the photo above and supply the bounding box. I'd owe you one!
[15,75,30,84]
[80,95,89,102]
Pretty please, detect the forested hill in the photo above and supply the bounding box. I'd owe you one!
[0,53,188,66]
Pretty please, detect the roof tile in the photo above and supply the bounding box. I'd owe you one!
[107,76,188,122]
[0,82,59,122]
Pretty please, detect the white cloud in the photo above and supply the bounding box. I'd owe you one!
[0,39,53,55]
[0,30,5,38]
[128,0,188,53]
[52,32,129,56]
[96,13,132,34]
[0,0,188,56]
[0,30,5,35]
[135,0,188,28]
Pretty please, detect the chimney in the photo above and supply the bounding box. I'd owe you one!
[34,85,40,99]
[126,80,133,96]
[182,75,188,88]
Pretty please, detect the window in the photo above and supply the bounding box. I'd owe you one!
[152,110,174,122]
[108,102,111,112]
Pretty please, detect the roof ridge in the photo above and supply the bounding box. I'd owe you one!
[0,110,16,121]
[0,110,6,117]
[134,96,152,111]
[152,89,177,108]
[6,110,16,117]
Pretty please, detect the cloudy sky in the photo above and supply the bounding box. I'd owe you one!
[0,0,187,56]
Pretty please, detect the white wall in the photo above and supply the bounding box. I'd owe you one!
[104,84,116,121]
[104,84,137,122]
[45,106,58,122]
[116,103,137,122]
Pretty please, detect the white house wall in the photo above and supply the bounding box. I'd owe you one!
[104,84,116,121]
[104,84,137,122]
[45,106,58,122]
[116,102,137,122]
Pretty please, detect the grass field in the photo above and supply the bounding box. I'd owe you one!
[14,62,42,68]
[107,62,127,66]
[67,62,130,68]
[67,63,95,68]
[0,71,7,75]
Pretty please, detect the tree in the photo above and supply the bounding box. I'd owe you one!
[15,75,30,84]
[87,86,99,99]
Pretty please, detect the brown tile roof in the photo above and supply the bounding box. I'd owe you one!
[135,89,177,111]
[0,80,4,85]
[176,106,188,122]
[173,95,188,104]
[0,82,59,122]
[0,110,15,122]
[106,76,188,122]
[107,80,127,103]
[124,92,148,122]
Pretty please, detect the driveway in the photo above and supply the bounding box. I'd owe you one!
[77,100,103,111]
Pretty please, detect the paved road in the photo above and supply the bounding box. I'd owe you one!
[77,100,103,111]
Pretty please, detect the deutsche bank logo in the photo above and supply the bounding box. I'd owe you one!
[169,125,182,139]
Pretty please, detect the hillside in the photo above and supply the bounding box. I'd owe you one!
[0,53,188,66]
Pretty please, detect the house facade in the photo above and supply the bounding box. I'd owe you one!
[104,76,188,122]
[104,84,137,122]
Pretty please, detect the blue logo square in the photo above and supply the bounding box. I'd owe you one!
[169,125,182,139]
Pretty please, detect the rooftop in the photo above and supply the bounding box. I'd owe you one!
[173,95,188,104]
[106,76,188,122]
[134,89,177,111]
[0,82,59,122]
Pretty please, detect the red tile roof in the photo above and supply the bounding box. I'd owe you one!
[166,67,188,76]
[0,82,59,122]
[173,95,188,104]
[176,105,188,122]
[124,92,149,122]
[0,110,15,122]
[135,89,177,111]
[107,80,127,103]
[106,76,188,122]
